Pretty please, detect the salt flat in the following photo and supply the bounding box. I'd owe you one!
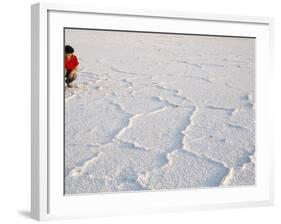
[64,29,255,194]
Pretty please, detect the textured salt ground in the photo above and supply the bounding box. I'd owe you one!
[64,29,255,194]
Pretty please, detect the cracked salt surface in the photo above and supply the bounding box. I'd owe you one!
[64,29,255,194]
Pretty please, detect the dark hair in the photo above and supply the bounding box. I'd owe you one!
[65,45,74,54]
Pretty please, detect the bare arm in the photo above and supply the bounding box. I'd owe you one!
[70,66,78,75]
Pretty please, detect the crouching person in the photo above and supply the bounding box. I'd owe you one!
[65,45,79,88]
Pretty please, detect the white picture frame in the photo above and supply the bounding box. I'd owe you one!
[31,2,274,221]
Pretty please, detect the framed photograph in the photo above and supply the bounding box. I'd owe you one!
[31,2,274,221]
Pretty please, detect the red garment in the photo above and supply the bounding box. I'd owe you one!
[65,55,79,71]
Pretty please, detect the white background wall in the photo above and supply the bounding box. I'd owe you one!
[0,0,280,223]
